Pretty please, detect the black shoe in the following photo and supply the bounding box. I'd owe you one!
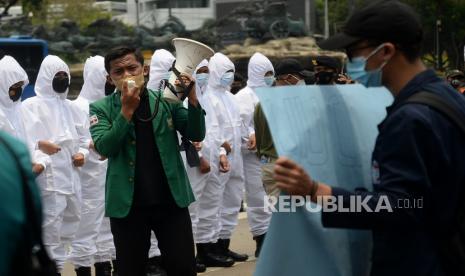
[217,239,248,262]
[253,233,266,258]
[196,243,235,267]
[95,261,112,276]
[75,266,91,276]
[146,256,167,276]
[196,259,207,273]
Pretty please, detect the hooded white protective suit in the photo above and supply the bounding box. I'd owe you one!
[204,53,245,242]
[232,52,272,238]
[21,55,88,271]
[0,55,29,140]
[147,49,175,92]
[147,49,175,259]
[183,59,226,243]
[68,56,115,267]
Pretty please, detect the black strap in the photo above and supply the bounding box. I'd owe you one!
[403,91,465,275]
[404,91,465,135]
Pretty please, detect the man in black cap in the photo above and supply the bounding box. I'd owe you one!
[273,1,465,275]
[255,59,311,198]
[275,59,312,86]
[312,56,354,85]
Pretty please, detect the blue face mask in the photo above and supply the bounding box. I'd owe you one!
[264,76,275,87]
[196,73,209,87]
[347,44,388,87]
[220,72,235,87]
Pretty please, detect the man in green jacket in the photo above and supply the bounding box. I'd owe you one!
[89,46,206,276]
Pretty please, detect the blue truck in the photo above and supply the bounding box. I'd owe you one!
[0,36,48,100]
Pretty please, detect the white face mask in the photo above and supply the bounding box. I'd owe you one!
[220,71,235,87]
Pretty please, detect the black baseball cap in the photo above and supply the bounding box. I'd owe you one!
[275,59,312,78]
[311,56,340,71]
[318,0,423,50]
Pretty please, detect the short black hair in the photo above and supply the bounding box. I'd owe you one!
[104,46,145,73]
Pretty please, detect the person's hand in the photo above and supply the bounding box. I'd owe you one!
[248,134,256,150]
[175,74,198,106]
[199,157,211,174]
[221,141,232,155]
[120,80,141,121]
[219,155,230,173]
[274,157,313,196]
[32,163,45,175]
[336,74,355,84]
[38,140,61,155]
[193,142,202,152]
[72,153,85,167]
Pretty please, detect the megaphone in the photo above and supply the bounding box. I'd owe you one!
[163,38,215,102]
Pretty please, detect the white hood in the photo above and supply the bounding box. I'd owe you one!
[206,53,242,159]
[0,55,29,139]
[246,52,274,88]
[207,52,235,91]
[193,59,209,99]
[78,55,107,103]
[35,55,71,100]
[147,49,175,91]
[0,55,29,109]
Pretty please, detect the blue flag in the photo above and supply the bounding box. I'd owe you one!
[254,84,393,276]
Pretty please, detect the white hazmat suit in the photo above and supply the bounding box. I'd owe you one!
[233,52,272,239]
[21,55,89,272]
[0,55,29,140]
[68,56,116,268]
[204,53,245,241]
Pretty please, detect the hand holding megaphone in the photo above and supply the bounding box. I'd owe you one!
[174,73,199,107]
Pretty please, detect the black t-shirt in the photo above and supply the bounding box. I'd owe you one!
[133,92,175,206]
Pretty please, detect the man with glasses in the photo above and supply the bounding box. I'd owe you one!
[272,1,465,275]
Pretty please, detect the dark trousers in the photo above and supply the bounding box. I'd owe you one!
[110,204,196,276]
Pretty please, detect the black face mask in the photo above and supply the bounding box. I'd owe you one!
[316,71,336,85]
[52,76,70,93]
[9,86,23,102]
[105,82,116,96]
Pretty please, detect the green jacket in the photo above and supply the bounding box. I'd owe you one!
[0,131,42,276]
[89,89,205,218]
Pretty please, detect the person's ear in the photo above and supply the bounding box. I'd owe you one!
[143,65,149,77]
[383,43,396,62]
[106,75,115,86]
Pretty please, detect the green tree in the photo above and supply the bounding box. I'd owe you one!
[319,0,465,71]
[32,0,109,28]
